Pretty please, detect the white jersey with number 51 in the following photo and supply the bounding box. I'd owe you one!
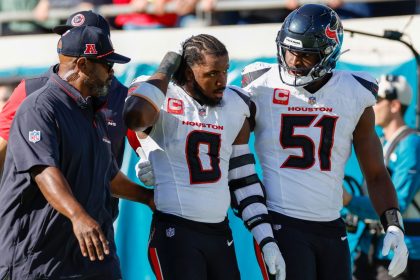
[244,63,377,221]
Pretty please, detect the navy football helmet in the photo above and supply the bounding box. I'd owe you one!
[276,4,343,87]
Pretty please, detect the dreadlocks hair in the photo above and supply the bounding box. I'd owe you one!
[173,34,228,86]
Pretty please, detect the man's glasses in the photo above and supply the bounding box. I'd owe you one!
[88,58,114,72]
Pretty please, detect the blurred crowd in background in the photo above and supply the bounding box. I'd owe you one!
[0,0,418,107]
[0,0,417,36]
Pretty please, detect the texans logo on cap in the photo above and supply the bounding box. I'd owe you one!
[71,14,85,26]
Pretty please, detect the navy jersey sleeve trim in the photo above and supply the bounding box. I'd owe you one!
[351,74,378,98]
[229,86,250,106]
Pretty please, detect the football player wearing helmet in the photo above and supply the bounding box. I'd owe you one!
[124,34,285,280]
[242,4,408,279]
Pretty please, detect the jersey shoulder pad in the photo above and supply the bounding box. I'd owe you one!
[241,62,273,87]
[341,71,377,109]
[130,75,150,87]
[227,85,250,106]
[350,71,378,99]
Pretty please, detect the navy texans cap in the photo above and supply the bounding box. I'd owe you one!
[58,26,130,64]
[53,10,110,36]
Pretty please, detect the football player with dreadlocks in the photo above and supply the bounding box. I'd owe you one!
[123,34,285,280]
[241,4,408,280]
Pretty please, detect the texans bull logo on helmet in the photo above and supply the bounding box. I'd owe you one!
[325,23,340,45]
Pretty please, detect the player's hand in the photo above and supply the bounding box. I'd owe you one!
[262,242,286,280]
[135,160,155,186]
[71,212,109,261]
[382,225,408,277]
[157,51,182,77]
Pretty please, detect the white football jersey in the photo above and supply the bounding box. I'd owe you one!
[139,83,250,223]
[244,64,377,221]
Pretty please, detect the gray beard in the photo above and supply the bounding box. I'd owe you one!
[84,78,110,97]
[96,84,109,97]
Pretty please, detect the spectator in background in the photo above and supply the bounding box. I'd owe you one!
[33,0,113,23]
[344,75,420,280]
[0,0,111,35]
[326,0,372,19]
[211,0,291,26]
[176,0,216,27]
[0,0,58,35]
[113,0,178,29]
[0,85,13,111]
[285,0,372,19]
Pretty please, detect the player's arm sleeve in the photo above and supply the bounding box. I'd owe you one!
[0,80,27,141]
[9,106,59,173]
[124,76,164,131]
[229,144,275,247]
[127,76,165,112]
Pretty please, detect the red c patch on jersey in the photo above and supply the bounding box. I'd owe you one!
[273,88,290,105]
[84,44,98,55]
[167,98,184,114]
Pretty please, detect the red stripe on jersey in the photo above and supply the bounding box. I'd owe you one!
[0,79,27,141]
[149,247,164,280]
[254,239,270,280]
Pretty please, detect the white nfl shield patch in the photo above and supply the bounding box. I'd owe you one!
[29,130,41,143]
[308,96,316,105]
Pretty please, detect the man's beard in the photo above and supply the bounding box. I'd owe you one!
[192,80,222,107]
[96,84,109,97]
[84,77,110,97]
